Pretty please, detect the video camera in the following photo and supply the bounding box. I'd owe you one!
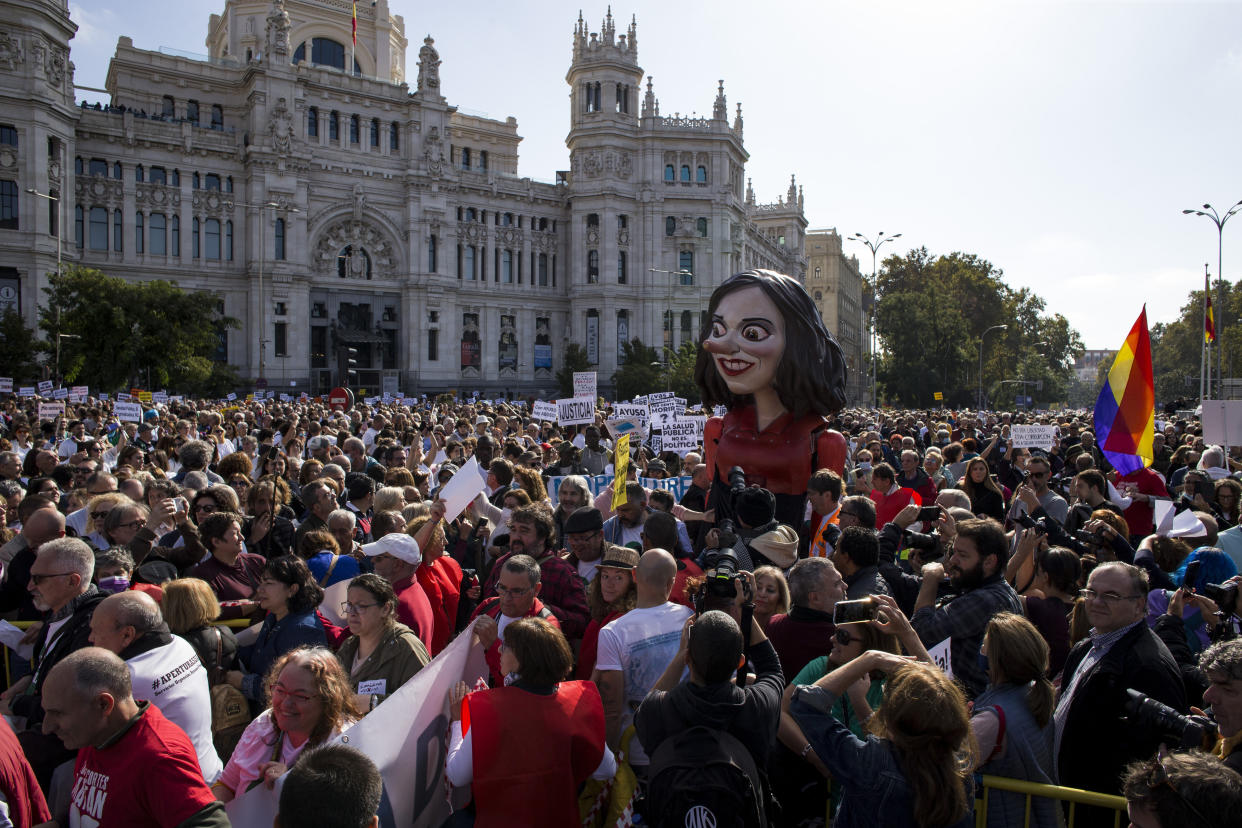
[1202,580,1240,619]
[1124,689,1218,750]
[693,466,752,615]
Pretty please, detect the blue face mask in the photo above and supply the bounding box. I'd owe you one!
[98,575,130,594]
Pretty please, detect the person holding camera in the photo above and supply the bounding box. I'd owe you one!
[1054,562,1187,827]
[1200,637,1242,773]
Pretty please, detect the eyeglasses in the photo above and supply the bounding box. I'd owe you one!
[30,572,75,585]
[270,684,319,706]
[495,584,531,597]
[568,531,601,543]
[117,520,145,531]
[1079,588,1141,604]
[1147,754,1213,826]
[834,629,859,646]
[194,503,217,513]
[341,601,379,615]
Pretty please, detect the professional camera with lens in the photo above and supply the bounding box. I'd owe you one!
[1124,689,1218,749]
[1015,512,1047,534]
[692,544,752,615]
[901,529,944,560]
[1202,580,1240,618]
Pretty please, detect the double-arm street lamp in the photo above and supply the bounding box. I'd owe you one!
[847,232,901,409]
[1183,200,1242,399]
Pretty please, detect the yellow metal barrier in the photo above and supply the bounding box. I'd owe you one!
[976,774,1127,828]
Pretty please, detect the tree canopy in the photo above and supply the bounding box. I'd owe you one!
[0,310,43,384]
[555,343,592,398]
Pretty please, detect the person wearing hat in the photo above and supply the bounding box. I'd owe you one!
[561,506,614,584]
[132,421,157,453]
[576,545,639,680]
[749,525,800,571]
[362,504,445,651]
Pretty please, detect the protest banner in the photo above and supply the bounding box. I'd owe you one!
[0,378,11,393]
[531,400,558,422]
[152,390,168,403]
[612,403,648,425]
[226,619,488,828]
[51,387,68,400]
[1009,424,1058,450]
[611,434,630,511]
[438,456,486,521]
[660,421,699,456]
[114,401,143,423]
[606,417,646,444]
[37,380,53,395]
[574,371,597,399]
[928,638,954,678]
[17,387,34,398]
[556,396,595,426]
[37,402,64,421]
[69,386,89,402]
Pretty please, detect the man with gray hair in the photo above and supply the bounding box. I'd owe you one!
[766,557,847,683]
[173,440,224,485]
[0,537,106,789]
[1201,637,1242,774]
[89,591,222,782]
[41,648,228,827]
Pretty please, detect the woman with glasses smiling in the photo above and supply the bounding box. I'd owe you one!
[335,573,429,714]
[213,647,360,802]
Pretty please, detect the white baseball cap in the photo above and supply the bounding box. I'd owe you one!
[361,533,421,566]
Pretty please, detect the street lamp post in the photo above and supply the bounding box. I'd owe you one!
[847,231,901,409]
[1183,200,1242,399]
[26,187,64,382]
[978,324,1007,411]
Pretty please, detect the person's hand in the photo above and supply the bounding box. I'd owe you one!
[920,562,945,583]
[147,497,173,530]
[846,671,871,702]
[894,503,921,530]
[430,499,447,522]
[173,497,190,526]
[1016,485,1040,511]
[1167,587,1187,618]
[259,761,288,789]
[870,594,913,637]
[672,504,687,521]
[1188,592,1222,627]
[736,570,757,610]
[1014,527,1041,560]
[704,528,722,550]
[1084,519,1114,540]
[678,614,695,653]
[249,511,272,544]
[226,670,244,690]
[449,680,470,721]
[20,622,43,647]
[937,506,957,539]
[474,614,498,648]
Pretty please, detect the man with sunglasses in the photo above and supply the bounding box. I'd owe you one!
[1055,562,1186,827]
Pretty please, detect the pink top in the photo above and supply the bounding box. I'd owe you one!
[218,710,352,794]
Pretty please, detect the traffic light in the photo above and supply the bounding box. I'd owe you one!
[346,347,359,383]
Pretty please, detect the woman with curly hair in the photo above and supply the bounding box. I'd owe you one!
[212,647,360,801]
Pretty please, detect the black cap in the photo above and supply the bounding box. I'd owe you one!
[564,506,603,534]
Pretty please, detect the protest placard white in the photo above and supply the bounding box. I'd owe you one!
[573,371,597,399]
[1009,424,1058,450]
[0,378,11,393]
[437,456,486,521]
[37,380,53,395]
[51,387,68,400]
[70,386,89,402]
[928,638,953,678]
[17,387,34,398]
[1202,400,1242,446]
[660,421,699,455]
[152,390,168,403]
[613,403,649,424]
[557,396,596,426]
[114,401,143,423]
[531,400,558,422]
[37,402,64,421]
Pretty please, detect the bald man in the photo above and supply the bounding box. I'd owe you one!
[89,591,223,782]
[593,548,693,768]
[0,498,64,616]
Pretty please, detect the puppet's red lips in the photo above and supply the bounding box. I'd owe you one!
[717,358,753,376]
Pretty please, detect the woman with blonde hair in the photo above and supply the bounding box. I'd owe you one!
[511,465,548,506]
[971,612,1060,828]
[213,647,360,801]
[162,577,239,680]
[752,565,790,631]
[790,656,975,827]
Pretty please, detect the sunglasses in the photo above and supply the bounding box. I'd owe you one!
[834,629,860,646]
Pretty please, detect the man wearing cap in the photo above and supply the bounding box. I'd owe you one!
[132,421,157,453]
[362,505,445,649]
[562,506,622,585]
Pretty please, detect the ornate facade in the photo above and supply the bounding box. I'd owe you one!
[805,229,867,405]
[0,0,808,397]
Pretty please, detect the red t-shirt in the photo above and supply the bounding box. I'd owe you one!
[71,702,217,828]
[393,573,436,650]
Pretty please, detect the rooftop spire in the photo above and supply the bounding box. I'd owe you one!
[713,79,727,120]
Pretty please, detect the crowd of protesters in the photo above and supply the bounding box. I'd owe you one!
[1,393,1241,827]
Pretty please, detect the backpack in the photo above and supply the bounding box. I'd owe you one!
[646,726,769,828]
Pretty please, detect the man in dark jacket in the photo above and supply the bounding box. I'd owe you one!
[0,537,106,791]
[1054,562,1186,828]
[635,606,784,771]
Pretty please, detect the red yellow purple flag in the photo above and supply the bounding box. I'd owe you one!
[352,2,357,45]
[1093,307,1154,476]
[1207,295,1217,344]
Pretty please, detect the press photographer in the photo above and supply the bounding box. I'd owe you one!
[875,502,960,615]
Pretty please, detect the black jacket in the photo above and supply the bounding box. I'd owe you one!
[1057,622,1186,800]
[11,587,107,726]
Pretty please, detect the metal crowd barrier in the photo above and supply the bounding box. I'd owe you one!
[974,774,1127,828]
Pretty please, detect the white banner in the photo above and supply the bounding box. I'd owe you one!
[437,456,487,522]
[17,387,34,398]
[573,371,597,400]
[1010,424,1058,450]
[531,400,558,422]
[226,619,488,828]
[152,390,168,403]
[37,402,64,421]
[37,380,53,395]
[51,387,68,400]
[557,396,596,427]
[0,378,11,393]
[114,401,143,423]
[660,421,699,456]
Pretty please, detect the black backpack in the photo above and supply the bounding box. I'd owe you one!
[646,726,769,828]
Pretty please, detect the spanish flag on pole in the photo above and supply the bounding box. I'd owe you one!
[352,2,357,45]
[1207,294,1217,343]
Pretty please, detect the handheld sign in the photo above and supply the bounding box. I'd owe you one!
[37,402,65,421]
[1010,424,1058,451]
[531,400,558,422]
[612,434,631,511]
[114,401,143,423]
[557,397,596,427]
[573,371,597,400]
[928,638,953,678]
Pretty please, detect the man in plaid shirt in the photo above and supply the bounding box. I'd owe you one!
[481,503,590,639]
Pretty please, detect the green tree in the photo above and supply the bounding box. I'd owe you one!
[664,341,701,403]
[611,339,662,401]
[556,343,592,397]
[0,310,45,383]
[40,265,238,394]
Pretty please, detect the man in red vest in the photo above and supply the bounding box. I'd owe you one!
[471,554,560,685]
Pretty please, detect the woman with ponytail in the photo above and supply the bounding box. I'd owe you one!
[789,653,975,827]
[971,612,1061,827]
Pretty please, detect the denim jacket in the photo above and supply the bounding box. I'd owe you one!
[790,684,973,828]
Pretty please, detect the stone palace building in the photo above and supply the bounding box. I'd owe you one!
[1,0,811,397]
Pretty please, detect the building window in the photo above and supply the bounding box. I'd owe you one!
[205,218,221,260]
[617,310,629,354]
[464,245,476,280]
[428,328,439,361]
[383,328,397,370]
[150,213,167,255]
[171,215,180,255]
[89,206,108,250]
[113,209,123,252]
[664,164,675,182]
[538,253,548,286]
[680,165,691,182]
[665,216,676,236]
[310,325,327,368]
[274,322,288,357]
[149,166,166,185]
[274,218,285,260]
[307,107,318,137]
[48,188,59,238]
[697,165,707,183]
[192,172,200,189]
[211,105,223,130]
[135,164,144,182]
[456,244,462,279]
[617,251,627,284]
[0,125,16,146]
[465,207,476,222]
[88,158,107,177]
[329,111,339,141]
[586,213,599,228]
[0,181,16,230]
[681,310,692,344]
[75,205,83,247]
[225,220,233,260]
[390,122,400,151]
[135,211,144,253]
[502,249,513,284]
[112,162,122,180]
[205,173,221,191]
[461,147,471,170]
[171,169,179,187]
[162,96,175,118]
[679,251,695,281]
[225,176,233,193]
[370,118,379,148]
[74,156,83,175]
[618,214,628,229]
[310,37,347,70]
[697,217,708,237]
[479,151,488,172]
[587,249,599,284]
[349,115,359,144]
[187,100,199,126]
[427,233,437,272]
[192,218,200,258]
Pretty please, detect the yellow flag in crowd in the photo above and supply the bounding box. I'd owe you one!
[611,434,630,511]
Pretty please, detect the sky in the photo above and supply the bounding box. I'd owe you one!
[64,0,1242,351]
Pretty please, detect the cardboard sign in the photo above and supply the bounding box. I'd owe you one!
[1202,400,1242,446]
[928,638,953,678]
[114,401,143,423]
[152,390,168,403]
[613,403,649,425]
[37,380,53,395]
[0,378,11,393]
[660,421,699,456]
[611,434,631,511]
[1010,424,1058,450]
[17,386,34,398]
[531,400,558,422]
[557,397,596,426]
[70,385,89,402]
[226,392,237,401]
[573,371,597,400]
[606,417,646,443]
[37,402,65,421]
[51,387,68,400]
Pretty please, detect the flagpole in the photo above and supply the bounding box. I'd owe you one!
[1204,265,1210,401]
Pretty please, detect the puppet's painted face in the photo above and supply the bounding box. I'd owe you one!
[703,285,786,397]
